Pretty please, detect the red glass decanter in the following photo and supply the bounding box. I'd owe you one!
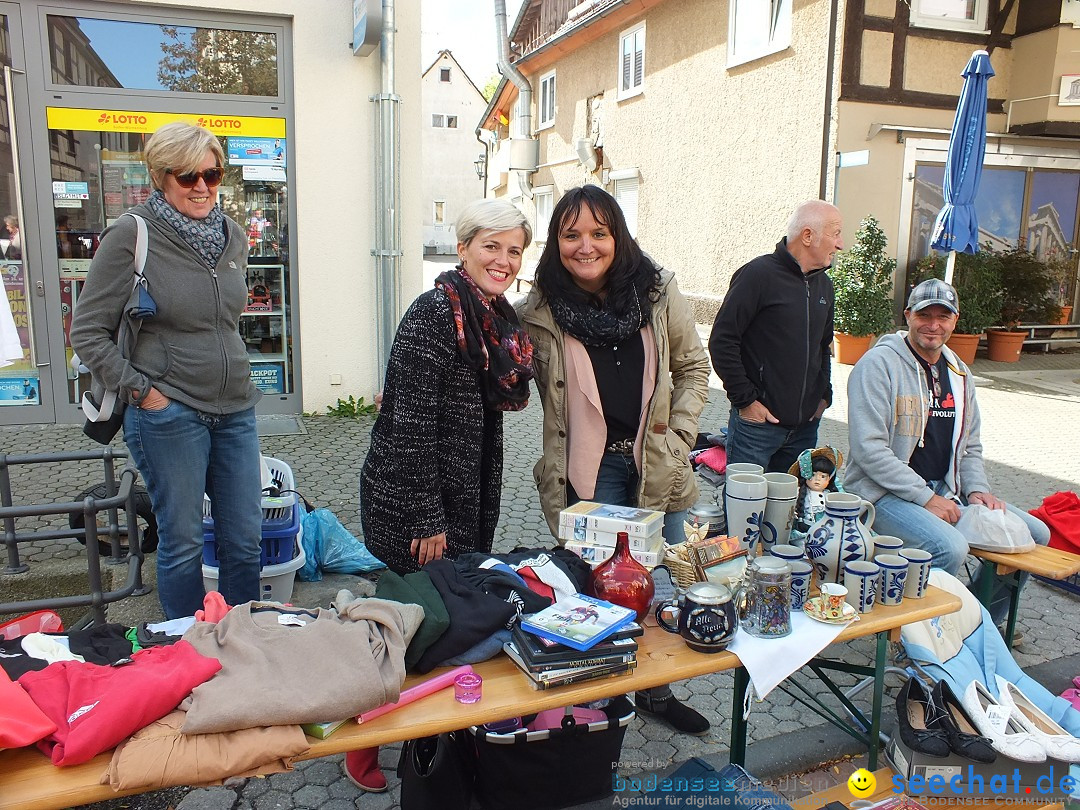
[588,531,655,622]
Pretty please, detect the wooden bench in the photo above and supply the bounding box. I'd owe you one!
[790,767,1066,809]
[969,545,1080,647]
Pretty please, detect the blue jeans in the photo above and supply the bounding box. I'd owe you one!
[124,401,263,619]
[871,482,1050,624]
[582,452,686,545]
[725,410,820,474]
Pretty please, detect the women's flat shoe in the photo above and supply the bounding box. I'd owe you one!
[961,679,1046,763]
[929,680,997,763]
[895,677,950,757]
[995,675,1080,763]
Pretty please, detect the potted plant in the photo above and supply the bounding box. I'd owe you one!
[1046,253,1076,324]
[830,216,896,365]
[988,245,1060,362]
[913,247,1002,365]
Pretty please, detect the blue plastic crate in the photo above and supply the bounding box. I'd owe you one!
[202,503,300,567]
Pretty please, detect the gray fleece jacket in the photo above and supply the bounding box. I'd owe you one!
[70,203,260,415]
[844,332,990,506]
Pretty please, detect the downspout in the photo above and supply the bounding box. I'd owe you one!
[372,0,401,379]
[818,0,840,201]
[495,0,534,199]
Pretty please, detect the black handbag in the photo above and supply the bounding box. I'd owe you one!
[397,730,474,810]
[82,392,126,445]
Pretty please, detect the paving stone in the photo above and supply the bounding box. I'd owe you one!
[175,788,238,810]
[291,784,331,807]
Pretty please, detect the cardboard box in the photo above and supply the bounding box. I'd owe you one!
[885,733,1078,800]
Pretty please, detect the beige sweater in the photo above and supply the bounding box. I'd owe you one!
[181,599,424,734]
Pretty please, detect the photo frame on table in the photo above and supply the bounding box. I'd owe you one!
[685,535,740,571]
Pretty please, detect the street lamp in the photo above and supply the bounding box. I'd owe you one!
[473,153,486,180]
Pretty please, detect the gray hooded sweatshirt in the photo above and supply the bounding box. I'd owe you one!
[844,332,990,506]
[70,203,260,415]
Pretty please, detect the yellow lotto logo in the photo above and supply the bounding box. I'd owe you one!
[46,107,285,138]
[848,768,877,798]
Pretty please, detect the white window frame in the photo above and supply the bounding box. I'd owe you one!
[908,0,989,34]
[433,200,446,225]
[618,22,646,100]
[446,115,458,128]
[432,114,445,128]
[533,186,554,244]
[727,0,792,69]
[538,70,556,130]
[611,168,640,238]
[440,67,451,82]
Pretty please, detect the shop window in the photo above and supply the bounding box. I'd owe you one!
[46,16,280,96]
[909,0,989,34]
[618,23,645,99]
[727,0,792,68]
[538,70,556,129]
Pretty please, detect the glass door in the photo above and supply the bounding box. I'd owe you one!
[0,5,52,419]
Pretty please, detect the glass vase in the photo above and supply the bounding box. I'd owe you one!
[589,531,655,622]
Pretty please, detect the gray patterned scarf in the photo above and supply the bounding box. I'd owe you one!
[148,190,227,269]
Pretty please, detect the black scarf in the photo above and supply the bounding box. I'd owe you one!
[434,267,533,412]
[147,190,227,269]
[547,286,649,347]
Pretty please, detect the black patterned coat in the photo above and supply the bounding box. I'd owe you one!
[360,290,502,574]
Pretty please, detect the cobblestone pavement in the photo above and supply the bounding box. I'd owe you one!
[4,346,1080,810]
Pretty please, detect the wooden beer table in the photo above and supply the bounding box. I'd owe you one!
[0,587,960,810]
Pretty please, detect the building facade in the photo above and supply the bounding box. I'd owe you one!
[420,50,487,254]
[0,0,422,426]
[480,0,1080,319]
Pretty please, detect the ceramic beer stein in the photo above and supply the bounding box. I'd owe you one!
[655,582,738,653]
[803,492,875,584]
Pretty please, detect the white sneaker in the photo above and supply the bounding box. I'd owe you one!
[995,675,1080,763]
[961,679,1046,763]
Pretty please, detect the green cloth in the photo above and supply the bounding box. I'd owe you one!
[125,626,144,653]
[375,571,450,670]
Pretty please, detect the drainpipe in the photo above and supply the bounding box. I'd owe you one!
[818,0,840,201]
[495,0,535,199]
[372,0,401,379]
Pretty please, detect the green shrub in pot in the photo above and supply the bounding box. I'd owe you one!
[830,216,896,338]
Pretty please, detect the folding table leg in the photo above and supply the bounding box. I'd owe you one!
[868,631,887,770]
[729,666,750,766]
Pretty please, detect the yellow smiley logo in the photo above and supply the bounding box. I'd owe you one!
[847,768,876,798]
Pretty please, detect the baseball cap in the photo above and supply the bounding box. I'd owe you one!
[906,278,959,314]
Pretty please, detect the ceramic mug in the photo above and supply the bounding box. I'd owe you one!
[820,583,848,619]
[844,560,880,614]
[873,535,904,560]
[761,472,799,551]
[726,463,765,476]
[788,559,814,610]
[876,554,909,606]
[724,473,768,555]
[900,548,933,599]
[655,582,738,654]
[769,544,805,563]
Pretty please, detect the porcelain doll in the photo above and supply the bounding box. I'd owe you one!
[788,446,845,537]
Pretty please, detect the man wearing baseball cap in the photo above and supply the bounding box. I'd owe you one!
[844,279,1049,630]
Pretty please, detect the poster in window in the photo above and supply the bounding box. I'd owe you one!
[250,362,284,393]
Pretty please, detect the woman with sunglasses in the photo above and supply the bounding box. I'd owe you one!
[71,122,263,620]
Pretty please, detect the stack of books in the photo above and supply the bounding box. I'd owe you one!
[506,593,642,690]
[558,501,666,568]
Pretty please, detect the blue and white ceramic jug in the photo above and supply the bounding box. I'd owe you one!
[803,492,875,584]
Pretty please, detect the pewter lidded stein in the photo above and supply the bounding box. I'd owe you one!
[803,492,875,584]
[736,556,792,638]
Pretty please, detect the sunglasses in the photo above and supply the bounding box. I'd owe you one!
[928,364,941,399]
[166,167,224,188]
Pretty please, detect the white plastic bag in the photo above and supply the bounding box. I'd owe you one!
[957,503,1036,553]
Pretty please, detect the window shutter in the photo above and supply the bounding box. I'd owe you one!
[633,34,644,88]
[622,42,632,91]
[614,176,640,237]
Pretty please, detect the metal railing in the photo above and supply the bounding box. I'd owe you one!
[0,448,147,627]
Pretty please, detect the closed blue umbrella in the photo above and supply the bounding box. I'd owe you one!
[930,49,995,283]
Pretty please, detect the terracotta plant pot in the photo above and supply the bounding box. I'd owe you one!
[945,332,981,365]
[1057,305,1073,325]
[833,332,873,365]
[985,329,1026,363]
